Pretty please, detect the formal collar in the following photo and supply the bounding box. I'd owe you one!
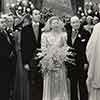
[72,28,79,32]
[32,21,39,26]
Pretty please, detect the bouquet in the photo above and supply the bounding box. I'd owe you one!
[36,45,76,76]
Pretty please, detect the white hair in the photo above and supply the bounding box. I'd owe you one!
[42,16,65,32]
[71,16,80,22]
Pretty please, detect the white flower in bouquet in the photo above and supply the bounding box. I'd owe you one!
[81,13,84,17]
[88,9,92,14]
[27,8,31,12]
[30,4,34,9]
[18,6,22,10]
[78,7,82,11]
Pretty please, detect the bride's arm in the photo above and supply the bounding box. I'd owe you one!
[63,32,69,49]
[37,33,48,58]
[41,33,48,53]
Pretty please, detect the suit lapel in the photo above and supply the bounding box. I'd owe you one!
[32,23,42,46]
[38,24,42,44]
[0,31,12,48]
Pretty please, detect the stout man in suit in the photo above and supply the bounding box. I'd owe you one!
[65,16,90,100]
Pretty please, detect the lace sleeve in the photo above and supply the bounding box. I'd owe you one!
[41,33,48,56]
[63,32,68,46]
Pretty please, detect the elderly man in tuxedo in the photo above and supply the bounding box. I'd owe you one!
[65,16,90,100]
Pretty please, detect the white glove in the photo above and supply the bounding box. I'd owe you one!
[86,78,92,93]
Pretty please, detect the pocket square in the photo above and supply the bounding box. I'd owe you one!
[81,39,86,42]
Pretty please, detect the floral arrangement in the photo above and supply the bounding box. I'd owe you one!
[8,0,34,17]
[77,1,99,18]
[40,7,55,23]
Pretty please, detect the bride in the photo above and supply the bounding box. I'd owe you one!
[37,16,70,100]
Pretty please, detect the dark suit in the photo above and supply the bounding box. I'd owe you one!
[0,30,14,100]
[31,23,44,100]
[65,26,90,100]
[6,28,17,99]
[21,23,44,100]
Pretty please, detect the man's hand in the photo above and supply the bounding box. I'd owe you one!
[24,64,30,71]
[84,64,88,71]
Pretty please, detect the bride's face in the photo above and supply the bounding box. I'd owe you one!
[51,19,60,30]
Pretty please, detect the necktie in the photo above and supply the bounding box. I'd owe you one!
[33,23,39,41]
[71,29,78,45]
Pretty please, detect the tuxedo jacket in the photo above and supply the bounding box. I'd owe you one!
[0,30,13,71]
[21,23,44,66]
[66,26,90,78]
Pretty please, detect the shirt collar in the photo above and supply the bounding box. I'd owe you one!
[72,28,79,33]
[32,21,39,26]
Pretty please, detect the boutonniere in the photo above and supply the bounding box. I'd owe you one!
[78,34,81,38]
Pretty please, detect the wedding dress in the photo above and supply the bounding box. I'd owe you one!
[40,32,70,100]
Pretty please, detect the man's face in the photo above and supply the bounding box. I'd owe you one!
[7,18,13,28]
[71,17,80,30]
[32,10,41,23]
[0,19,7,30]
[14,17,20,26]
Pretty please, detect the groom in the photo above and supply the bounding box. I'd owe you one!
[21,9,44,100]
[31,9,44,100]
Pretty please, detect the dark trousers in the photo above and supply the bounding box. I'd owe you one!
[0,72,10,100]
[67,63,88,100]
[31,61,43,100]
[14,51,32,100]
[70,77,88,100]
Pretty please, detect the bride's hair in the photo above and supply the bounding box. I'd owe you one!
[42,16,65,32]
